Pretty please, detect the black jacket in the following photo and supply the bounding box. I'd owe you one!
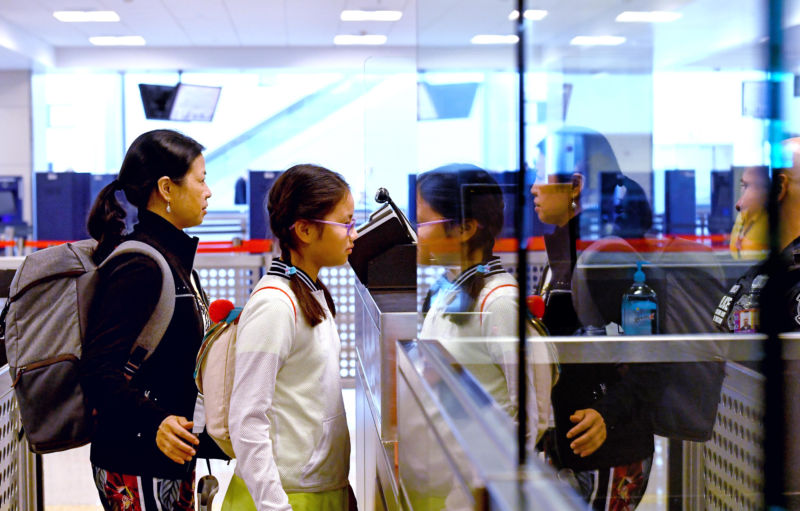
[550,358,658,471]
[81,210,208,479]
[540,218,656,471]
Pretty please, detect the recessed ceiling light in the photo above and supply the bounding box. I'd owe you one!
[54,10,120,22]
[89,36,146,46]
[341,10,402,22]
[508,9,548,21]
[333,34,387,45]
[471,34,519,45]
[615,11,682,23]
[570,35,626,46]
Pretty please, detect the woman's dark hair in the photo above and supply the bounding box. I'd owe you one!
[267,164,350,326]
[417,164,505,322]
[87,129,204,262]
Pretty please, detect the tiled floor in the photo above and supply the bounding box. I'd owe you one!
[42,390,667,510]
[43,389,357,511]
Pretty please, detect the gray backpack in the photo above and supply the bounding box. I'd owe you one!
[1,239,174,454]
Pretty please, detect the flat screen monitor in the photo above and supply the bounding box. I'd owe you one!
[169,83,221,122]
[417,82,479,120]
[741,80,778,119]
[0,191,17,219]
[138,84,177,120]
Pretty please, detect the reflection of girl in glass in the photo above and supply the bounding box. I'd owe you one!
[417,163,555,442]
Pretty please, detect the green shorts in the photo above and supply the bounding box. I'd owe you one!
[221,473,353,511]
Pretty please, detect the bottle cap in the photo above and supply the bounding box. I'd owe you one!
[634,260,646,283]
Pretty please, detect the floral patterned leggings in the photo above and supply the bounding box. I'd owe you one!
[92,465,195,511]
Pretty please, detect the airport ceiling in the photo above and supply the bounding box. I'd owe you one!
[0,0,797,73]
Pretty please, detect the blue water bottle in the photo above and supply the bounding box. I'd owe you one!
[621,261,658,335]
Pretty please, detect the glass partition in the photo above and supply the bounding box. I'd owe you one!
[413,0,533,454]
[395,0,797,509]
[519,0,788,509]
[22,0,799,508]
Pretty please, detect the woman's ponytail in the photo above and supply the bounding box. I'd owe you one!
[88,130,204,264]
[87,180,127,263]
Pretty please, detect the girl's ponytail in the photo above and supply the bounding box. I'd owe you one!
[281,247,336,327]
[87,180,127,263]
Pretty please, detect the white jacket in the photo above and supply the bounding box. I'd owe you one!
[228,273,350,510]
[420,270,556,442]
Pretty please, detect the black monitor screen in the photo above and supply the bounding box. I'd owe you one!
[139,84,177,120]
[0,190,18,219]
[169,83,221,122]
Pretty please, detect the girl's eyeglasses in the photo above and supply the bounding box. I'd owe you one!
[416,218,454,228]
[310,219,357,237]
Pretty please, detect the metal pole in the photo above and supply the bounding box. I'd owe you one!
[763,1,786,509]
[515,0,529,474]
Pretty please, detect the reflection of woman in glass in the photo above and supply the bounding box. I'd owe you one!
[417,163,554,442]
[532,128,655,511]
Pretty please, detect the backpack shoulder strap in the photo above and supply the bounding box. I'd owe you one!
[479,283,518,327]
[479,284,518,315]
[252,285,297,322]
[102,240,175,376]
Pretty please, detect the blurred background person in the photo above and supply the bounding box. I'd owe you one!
[729,165,770,260]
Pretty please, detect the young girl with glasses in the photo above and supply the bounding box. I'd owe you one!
[222,164,357,511]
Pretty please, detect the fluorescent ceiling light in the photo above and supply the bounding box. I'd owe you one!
[570,35,626,46]
[471,34,519,45]
[616,11,682,23]
[334,34,387,45]
[54,10,120,22]
[89,35,146,46]
[341,10,402,21]
[508,9,548,21]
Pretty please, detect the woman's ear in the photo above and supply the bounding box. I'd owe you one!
[156,176,173,203]
[459,219,479,243]
[776,172,789,203]
[571,173,584,199]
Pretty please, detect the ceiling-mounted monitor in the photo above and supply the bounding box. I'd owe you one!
[169,83,222,122]
[138,84,177,120]
[138,82,221,122]
[417,82,480,120]
[741,80,778,119]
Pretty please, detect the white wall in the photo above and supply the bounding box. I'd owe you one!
[0,70,32,223]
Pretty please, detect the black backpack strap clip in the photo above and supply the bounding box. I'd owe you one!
[123,346,149,380]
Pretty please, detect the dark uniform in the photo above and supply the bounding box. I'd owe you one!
[712,235,800,509]
[713,235,800,334]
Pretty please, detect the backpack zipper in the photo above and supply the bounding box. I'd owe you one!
[12,353,78,387]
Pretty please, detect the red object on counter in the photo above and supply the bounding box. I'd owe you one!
[527,295,545,319]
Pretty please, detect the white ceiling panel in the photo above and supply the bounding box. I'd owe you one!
[0,0,794,71]
[227,0,288,46]
[284,0,345,45]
